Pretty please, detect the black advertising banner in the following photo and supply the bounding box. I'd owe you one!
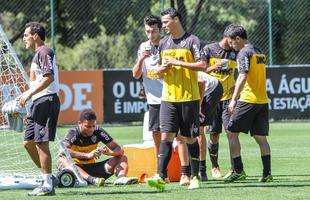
[267,67,310,120]
[103,68,309,122]
[103,70,147,122]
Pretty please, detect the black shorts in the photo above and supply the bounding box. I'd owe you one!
[200,82,223,127]
[227,101,269,136]
[24,94,60,142]
[160,100,200,138]
[148,104,160,132]
[78,159,113,180]
[206,99,231,134]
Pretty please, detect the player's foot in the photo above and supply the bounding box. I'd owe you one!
[114,176,138,185]
[258,175,273,182]
[223,169,234,179]
[146,176,165,191]
[199,172,208,182]
[188,176,200,190]
[94,177,105,187]
[211,167,222,179]
[179,174,190,186]
[224,170,247,183]
[28,186,55,196]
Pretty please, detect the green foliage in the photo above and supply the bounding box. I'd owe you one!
[1,0,309,69]
[57,16,144,69]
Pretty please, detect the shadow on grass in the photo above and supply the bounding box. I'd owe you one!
[59,189,169,196]
[204,175,310,189]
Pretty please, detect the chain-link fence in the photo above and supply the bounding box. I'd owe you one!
[0,0,309,70]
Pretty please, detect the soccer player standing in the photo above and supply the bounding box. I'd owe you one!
[225,24,272,183]
[199,25,238,179]
[19,22,60,196]
[132,15,190,185]
[146,8,206,190]
[132,15,163,172]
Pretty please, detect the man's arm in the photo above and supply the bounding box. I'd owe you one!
[205,61,226,73]
[165,58,207,71]
[18,74,54,107]
[63,142,100,160]
[132,50,150,79]
[99,140,124,157]
[228,73,247,114]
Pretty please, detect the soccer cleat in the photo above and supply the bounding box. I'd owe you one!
[28,186,55,196]
[211,167,222,179]
[94,177,105,187]
[223,169,235,179]
[146,176,165,191]
[258,175,273,182]
[114,176,138,185]
[179,174,190,186]
[224,170,247,183]
[188,176,200,190]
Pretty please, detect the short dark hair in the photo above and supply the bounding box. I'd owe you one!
[161,7,182,23]
[223,24,235,37]
[144,15,162,29]
[25,21,46,41]
[79,109,97,121]
[225,24,247,39]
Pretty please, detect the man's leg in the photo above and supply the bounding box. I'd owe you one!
[152,131,161,174]
[176,133,190,185]
[23,140,41,169]
[224,132,246,182]
[197,127,208,181]
[158,132,175,180]
[208,133,222,178]
[254,135,272,182]
[184,137,200,189]
[146,132,175,190]
[36,142,53,187]
[223,131,235,178]
[105,155,138,185]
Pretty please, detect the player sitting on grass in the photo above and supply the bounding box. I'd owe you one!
[57,109,138,186]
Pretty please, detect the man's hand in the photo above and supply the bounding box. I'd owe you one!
[17,90,32,107]
[165,58,180,66]
[98,146,113,156]
[88,149,102,159]
[228,99,237,115]
[140,50,151,61]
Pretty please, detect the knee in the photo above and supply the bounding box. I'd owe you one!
[120,155,128,163]
[23,140,33,150]
[254,136,268,146]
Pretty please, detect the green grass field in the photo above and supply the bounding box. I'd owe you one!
[2,122,310,200]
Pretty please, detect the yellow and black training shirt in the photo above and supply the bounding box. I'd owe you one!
[237,44,268,104]
[204,42,237,101]
[159,32,203,102]
[64,126,113,165]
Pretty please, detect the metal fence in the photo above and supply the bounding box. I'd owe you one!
[0,0,309,69]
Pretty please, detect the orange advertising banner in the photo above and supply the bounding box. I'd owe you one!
[58,70,103,124]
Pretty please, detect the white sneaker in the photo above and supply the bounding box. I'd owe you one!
[223,169,234,179]
[179,174,190,186]
[114,176,138,185]
[188,176,200,190]
[211,167,222,179]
